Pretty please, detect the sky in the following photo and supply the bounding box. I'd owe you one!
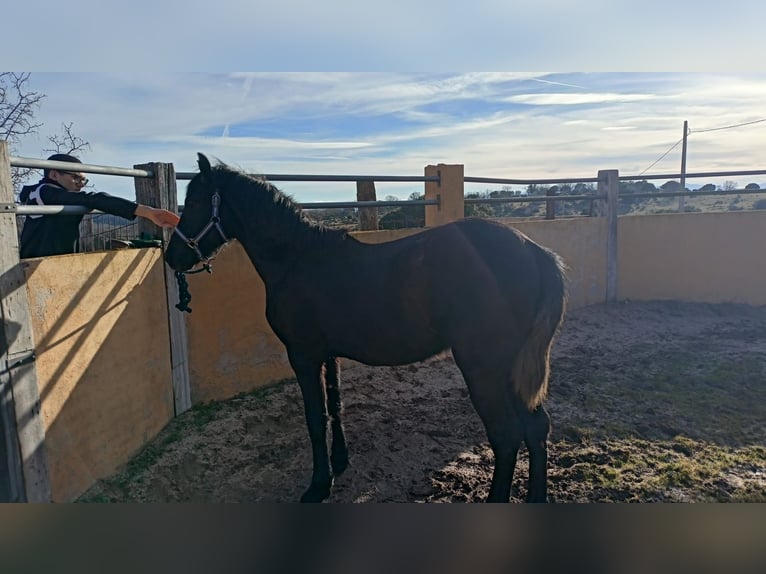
[6,2,766,203]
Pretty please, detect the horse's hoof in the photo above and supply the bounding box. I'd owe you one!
[299,481,333,503]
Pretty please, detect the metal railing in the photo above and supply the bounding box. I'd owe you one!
[8,155,766,218]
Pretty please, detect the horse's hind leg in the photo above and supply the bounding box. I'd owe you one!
[325,356,349,476]
[477,391,523,503]
[453,354,523,503]
[519,401,551,503]
[288,351,333,503]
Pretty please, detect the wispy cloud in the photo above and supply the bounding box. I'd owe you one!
[12,72,766,201]
[507,93,657,105]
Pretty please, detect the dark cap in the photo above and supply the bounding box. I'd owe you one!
[45,153,82,177]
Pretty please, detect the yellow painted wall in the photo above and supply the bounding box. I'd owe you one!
[23,249,174,502]
[183,243,294,404]
[618,211,766,305]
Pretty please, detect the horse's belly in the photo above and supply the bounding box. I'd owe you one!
[332,329,446,367]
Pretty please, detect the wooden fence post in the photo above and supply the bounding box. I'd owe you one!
[424,164,464,227]
[545,186,559,220]
[0,141,51,502]
[356,180,378,231]
[134,163,192,415]
[598,169,619,302]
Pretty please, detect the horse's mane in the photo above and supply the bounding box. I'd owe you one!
[211,162,346,241]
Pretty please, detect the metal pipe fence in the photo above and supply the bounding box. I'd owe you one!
[11,154,766,207]
[7,155,766,243]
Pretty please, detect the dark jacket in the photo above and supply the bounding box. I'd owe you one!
[19,178,140,258]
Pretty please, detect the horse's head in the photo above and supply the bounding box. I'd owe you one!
[165,153,232,273]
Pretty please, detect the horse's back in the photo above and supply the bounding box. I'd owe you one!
[424,218,551,302]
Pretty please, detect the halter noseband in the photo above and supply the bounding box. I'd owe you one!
[172,190,229,273]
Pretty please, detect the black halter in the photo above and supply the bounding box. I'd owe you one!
[172,190,229,313]
[172,191,229,273]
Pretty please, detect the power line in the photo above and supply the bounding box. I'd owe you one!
[638,137,685,176]
[638,117,766,177]
[691,117,766,133]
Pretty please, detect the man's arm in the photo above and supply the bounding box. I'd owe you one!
[37,185,179,226]
[134,204,180,228]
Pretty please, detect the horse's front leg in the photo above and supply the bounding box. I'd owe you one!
[289,351,333,503]
[325,356,349,476]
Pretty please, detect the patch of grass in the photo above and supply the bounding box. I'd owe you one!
[551,436,766,502]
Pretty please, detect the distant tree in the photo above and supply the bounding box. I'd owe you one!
[620,180,638,194]
[489,185,516,198]
[744,183,761,190]
[698,183,716,192]
[573,182,596,194]
[525,183,543,196]
[660,180,683,192]
[722,181,737,191]
[637,180,658,193]
[464,192,493,218]
[379,192,425,229]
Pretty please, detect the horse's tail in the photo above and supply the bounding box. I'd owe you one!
[512,243,567,411]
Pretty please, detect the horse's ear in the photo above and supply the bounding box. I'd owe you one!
[197,153,212,178]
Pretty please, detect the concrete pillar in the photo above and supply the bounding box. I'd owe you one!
[424,164,464,227]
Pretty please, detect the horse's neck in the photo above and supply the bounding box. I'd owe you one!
[236,213,323,287]
[223,176,345,286]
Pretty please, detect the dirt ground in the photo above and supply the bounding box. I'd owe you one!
[79,300,766,503]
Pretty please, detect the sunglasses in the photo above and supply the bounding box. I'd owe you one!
[58,171,89,186]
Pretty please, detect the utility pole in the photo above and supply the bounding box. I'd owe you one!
[678,120,688,212]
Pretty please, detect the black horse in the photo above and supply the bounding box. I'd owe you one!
[165,154,567,503]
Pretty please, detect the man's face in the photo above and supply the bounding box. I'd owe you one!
[51,169,88,191]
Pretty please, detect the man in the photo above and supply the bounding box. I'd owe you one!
[18,153,180,258]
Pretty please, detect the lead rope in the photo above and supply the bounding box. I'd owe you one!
[174,264,212,313]
[174,271,193,313]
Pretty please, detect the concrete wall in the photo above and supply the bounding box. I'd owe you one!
[182,244,295,405]
[618,211,766,305]
[23,249,174,501]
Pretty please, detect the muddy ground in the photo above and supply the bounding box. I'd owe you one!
[79,300,766,503]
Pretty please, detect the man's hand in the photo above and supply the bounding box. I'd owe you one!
[135,205,181,227]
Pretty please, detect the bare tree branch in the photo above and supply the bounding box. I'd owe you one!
[0,72,45,144]
[44,122,91,156]
[1,72,90,195]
